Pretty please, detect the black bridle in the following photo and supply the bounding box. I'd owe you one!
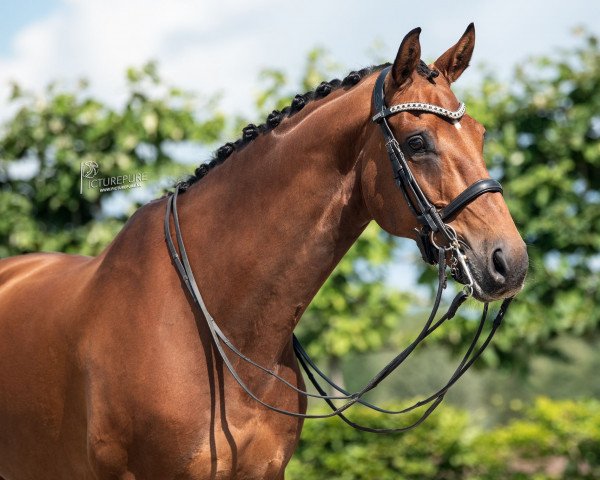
[164,66,513,433]
[372,66,503,271]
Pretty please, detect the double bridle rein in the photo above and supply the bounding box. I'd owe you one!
[164,66,513,433]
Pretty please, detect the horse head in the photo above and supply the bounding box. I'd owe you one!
[361,25,528,301]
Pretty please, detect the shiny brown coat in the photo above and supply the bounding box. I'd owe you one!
[0,26,527,479]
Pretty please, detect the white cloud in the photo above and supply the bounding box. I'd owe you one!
[0,0,599,121]
[0,0,277,115]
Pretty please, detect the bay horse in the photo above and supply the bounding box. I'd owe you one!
[0,25,528,479]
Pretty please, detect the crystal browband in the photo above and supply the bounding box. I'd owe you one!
[372,101,466,123]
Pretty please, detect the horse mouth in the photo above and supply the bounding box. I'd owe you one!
[450,265,494,302]
[450,248,524,302]
[447,240,501,302]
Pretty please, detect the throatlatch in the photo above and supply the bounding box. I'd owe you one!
[164,65,513,433]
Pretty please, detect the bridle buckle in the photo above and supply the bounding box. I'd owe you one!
[428,227,475,298]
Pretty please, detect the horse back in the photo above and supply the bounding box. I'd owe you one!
[0,251,97,339]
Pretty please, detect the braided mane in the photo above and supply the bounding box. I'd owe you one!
[176,60,437,191]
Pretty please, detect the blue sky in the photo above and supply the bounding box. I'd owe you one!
[1,1,599,117]
[0,0,59,55]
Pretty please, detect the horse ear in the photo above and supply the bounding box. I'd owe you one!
[434,23,475,83]
[390,27,422,87]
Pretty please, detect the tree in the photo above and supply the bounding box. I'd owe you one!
[287,397,600,479]
[0,62,224,257]
[2,32,598,373]
[250,33,600,383]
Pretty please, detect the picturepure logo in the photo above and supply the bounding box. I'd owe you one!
[80,161,148,194]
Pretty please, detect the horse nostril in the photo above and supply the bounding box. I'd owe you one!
[492,248,508,280]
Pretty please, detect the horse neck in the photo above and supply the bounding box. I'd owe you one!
[175,80,375,363]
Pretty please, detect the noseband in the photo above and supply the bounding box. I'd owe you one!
[164,66,513,433]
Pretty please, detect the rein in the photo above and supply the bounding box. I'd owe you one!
[164,66,513,432]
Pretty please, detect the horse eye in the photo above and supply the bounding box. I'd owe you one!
[407,136,425,151]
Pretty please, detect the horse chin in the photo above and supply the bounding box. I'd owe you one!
[468,273,524,303]
[450,263,512,303]
[471,282,503,303]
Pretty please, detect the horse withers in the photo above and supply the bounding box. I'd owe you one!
[0,25,527,479]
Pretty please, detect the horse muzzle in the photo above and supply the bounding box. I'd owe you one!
[465,240,529,302]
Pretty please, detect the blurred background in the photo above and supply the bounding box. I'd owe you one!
[0,1,599,478]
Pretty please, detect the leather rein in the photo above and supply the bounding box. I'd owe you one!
[164,66,513,433]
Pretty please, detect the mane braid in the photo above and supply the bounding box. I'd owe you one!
[174,60,436,192]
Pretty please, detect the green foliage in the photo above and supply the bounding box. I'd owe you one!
[0,24,597,394]
[467,397,600,479]
[0,62,224,256]
[288,397,600,479]
[253,33,600,372]
[254,47,341,117]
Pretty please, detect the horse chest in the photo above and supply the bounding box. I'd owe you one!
[181,415,296,480]
[112,391,302,479]
[169,377,304,479]
[84,336,304,480]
